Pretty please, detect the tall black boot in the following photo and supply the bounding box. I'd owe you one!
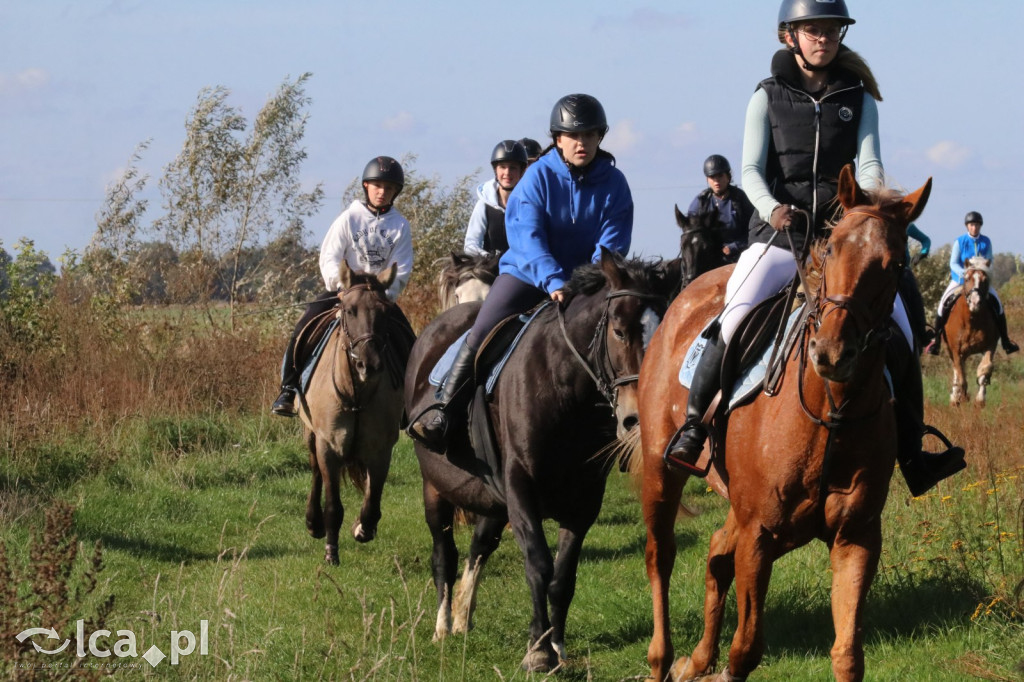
[990,299,1019,354]
[925,307,950,356]
[664,334,726,472]
[892,350,966,496]
[272,338,300,417]
[408,340,477,452]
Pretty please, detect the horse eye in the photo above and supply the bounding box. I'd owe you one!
[613,328,626,342]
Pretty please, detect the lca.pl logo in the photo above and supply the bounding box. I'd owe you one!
[16,619,209,668]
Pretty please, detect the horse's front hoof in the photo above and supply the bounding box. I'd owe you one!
[669,656,712,681]
[324,544,339,565]
[521,647,559,673]
[353,522,376,543]
[306,518,325,539]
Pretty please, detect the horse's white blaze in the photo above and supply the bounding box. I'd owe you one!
[454,279,490,305]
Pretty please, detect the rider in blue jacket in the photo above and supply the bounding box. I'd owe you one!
[926,211,1019,355]
[409,93,633,452]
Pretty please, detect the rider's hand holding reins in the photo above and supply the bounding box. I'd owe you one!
[550,289,565,303]
[770,204,796,231]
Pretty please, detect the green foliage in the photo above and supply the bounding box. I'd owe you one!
[913,243,951,314]
[0,239,59,363]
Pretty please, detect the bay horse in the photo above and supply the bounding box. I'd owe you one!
[436,251,500,309]
[938,257,998,406]
[405,249,669,672]
[638,166,931,682]
[299,262,406,564]
[675,204,726,292]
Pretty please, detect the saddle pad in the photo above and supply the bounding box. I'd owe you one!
[678,309,893,411]
[427,302,551,395]
[678,309,802,412]
[300,318,340,394]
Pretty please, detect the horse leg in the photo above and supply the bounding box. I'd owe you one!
[548,519,597,664]
[950,355,965,406]
[305,431,325,539]
[452,513,507,634]
[318,441,344,565]
[828,520,882,682]
[722,525,773,680]
[353,441,393,543]
[975,350,993,406]
[423,482,458,642]
[507,487,558,672]
[642,441,688,680]
[672,511,739,681]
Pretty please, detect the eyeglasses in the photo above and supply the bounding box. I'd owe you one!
[797,24,847,42]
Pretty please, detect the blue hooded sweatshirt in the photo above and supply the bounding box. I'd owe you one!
[499,147,633,293]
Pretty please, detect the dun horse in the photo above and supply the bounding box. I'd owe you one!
[299,262,406,564]
[436,251,500,309]
[405,249,669,672]
[638,167,931,682]
[937,257,998,406]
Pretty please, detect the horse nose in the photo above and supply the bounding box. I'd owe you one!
[622,414,639,432]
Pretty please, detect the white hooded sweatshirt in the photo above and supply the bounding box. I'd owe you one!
[318,200,413,301]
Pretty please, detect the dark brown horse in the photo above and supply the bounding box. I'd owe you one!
[939,257,998,406]
[299,262,405,564]
[638,166,931,681]
[675,204,726,291]
[436,251,500,310]
[405,249,670,672]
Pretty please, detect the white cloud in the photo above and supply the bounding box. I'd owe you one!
[670,121,698,148]
[603,119,641,155]
[0,67,50,95]
[926,140,972,169]
[381,111,415,133]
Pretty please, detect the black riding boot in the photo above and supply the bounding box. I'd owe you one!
[272,339,300,417]
[990,299,1020,354]
[408,340,477,452]
[892,351,966,496]
[664,334,726,471]
[925,307,950,356]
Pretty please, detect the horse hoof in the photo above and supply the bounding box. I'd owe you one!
[669,656,710,681]
[520,648,558,673]
[324,544,339,565]
[306,520,325,539]
[353,522,376,543]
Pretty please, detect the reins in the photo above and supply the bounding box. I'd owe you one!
[556,287,664,408]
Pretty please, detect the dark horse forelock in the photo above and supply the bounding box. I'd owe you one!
[562,254,661,298]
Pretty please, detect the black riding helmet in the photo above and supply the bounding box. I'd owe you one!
[362,156,405,198]
[549,94,609,136]
[964,211,984,225]
[517,137,543,161]
[490,140,528,168]
[778,0,854,71]
[703,154,731,177]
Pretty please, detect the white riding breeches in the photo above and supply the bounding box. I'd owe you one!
[938,279,1003,314]
[720,242,913,351]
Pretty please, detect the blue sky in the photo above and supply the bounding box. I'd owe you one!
[3,1,1023,267]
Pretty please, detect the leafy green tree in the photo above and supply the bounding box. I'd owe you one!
[0,239,59,367]
[156,74,324,324]
[913,243,951,314]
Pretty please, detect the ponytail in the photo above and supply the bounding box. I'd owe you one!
[834,46,882,101]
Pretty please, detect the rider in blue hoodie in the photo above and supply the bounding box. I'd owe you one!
[409,93,633,451]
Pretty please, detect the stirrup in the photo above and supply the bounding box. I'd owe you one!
[662,419,714,478]
[406,402,448,450]
[921,425,964,459]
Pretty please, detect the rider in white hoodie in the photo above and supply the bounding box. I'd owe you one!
[272,156,415,416]
[463,140,528,257]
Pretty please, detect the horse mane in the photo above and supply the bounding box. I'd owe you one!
[562,254,663,299]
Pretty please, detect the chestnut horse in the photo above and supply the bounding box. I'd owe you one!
[638,166,931,682]
[405,250,670,672]
[436,251,500,309]
[299,262,406,564]
[939,257,998,406]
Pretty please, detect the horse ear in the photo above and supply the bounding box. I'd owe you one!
[599,246,624,290]
[338,260,353,291]
[899,177,932,224]
[836,164,870,210]
[378,262,397,290]
[674,204,685,230]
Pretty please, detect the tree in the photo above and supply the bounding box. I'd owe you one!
[156,74,324,323]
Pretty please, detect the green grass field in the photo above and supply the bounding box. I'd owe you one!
[2,399,1021,680]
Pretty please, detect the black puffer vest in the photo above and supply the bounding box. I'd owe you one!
[483,203,509,254]
[749,48,865,251]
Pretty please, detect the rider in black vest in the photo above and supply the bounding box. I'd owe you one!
[687,154,755,263]
[463,140,528,257]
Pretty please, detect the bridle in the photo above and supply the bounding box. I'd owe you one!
[336,282,390,366]
[557,288,665,409]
